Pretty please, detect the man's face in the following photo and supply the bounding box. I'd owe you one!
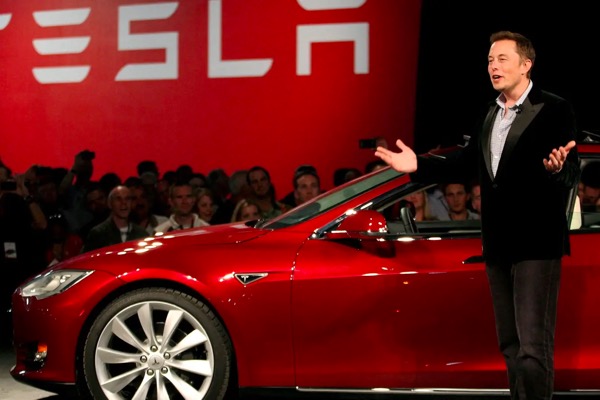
[444,183,469,214]
[87,189,108,214]
[249,170,270,197]
[488,39,531,93]
[580,185,600,206]
[169,185,195,217]
[294,174,320,205]
[130,186,150,217]
[109,187,132,220]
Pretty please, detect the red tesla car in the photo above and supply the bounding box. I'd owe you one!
[10,140,600,400]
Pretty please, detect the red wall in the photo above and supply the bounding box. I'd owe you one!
[0,0,421,195]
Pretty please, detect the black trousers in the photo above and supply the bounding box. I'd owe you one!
[486,259,561,400]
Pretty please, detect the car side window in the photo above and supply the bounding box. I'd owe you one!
[376,184,481,236]
[572,157,600,231]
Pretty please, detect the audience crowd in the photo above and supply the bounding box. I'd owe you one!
[1,149,598,345]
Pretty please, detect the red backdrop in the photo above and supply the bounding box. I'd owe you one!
[0,0,421,195]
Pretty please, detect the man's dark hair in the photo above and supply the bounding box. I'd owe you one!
[137,160,159,177]
[581,161,600,188]
[490,31,536,78]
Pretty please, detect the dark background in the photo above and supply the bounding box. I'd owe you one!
[413,1,599,152]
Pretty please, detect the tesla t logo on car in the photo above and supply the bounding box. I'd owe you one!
[235,273,268,285]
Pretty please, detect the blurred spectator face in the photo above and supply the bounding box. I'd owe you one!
[197,193,214,223]
[249,169,270,197]
[130,186,151,219]
[189,176,206,191]
[109,186,133,220]
[86,188,108,215]
[37,181,59,206]
[444,183,469,215]
[580,185,600,206]
[470,184,481,213]
[405,190,425,208]
[240,203,260,221]
[169,185,195,216]
[157,179,170,201]
[294,174,320,205]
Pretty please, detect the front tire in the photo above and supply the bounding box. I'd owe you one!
[82,288,232,400]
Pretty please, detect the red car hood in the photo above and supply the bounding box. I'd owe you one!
[54,222,270,270]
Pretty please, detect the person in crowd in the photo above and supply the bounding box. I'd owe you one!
[59,149,96,235]
[292,167,321,206]
[375,31,579,399]
[231,198,261,222]
[78,182,110,241]
[196,187,215,225]
[0,163,47,346]
[175,164,194,184]
[44,212,83,266]
[211,169,251,224]
[128,180,168,235]
[81,185,147,253]
[189,173,208,193]
[137,160,159,181]
[404,189,438,221]
[34,167,68,221]
[154,175,174,217]
[207,168,230,213]
[442,182,479,220]
[578,161,600,211]
[99,172,122,195]
[154,181,208,233]
[280,165,321,209]
[470,178,482,214]
[333,167,362,187]
[426,185,451,220]
[365,159,388,174]
[247,166,289,220]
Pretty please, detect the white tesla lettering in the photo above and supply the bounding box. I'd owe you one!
[208,0,272,78]
[297,0,367,11]
[33,8,90,27]
[297,22,369,75]
[31,8,91,84]
[19,0,370,84]
[0,13,11,30]
[116,2,179,81]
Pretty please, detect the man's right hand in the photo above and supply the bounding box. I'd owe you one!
[374,139,418,173]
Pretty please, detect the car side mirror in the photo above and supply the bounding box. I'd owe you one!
[325,210,388,240]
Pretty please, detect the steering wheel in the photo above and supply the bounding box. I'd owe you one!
[400,203,418,234]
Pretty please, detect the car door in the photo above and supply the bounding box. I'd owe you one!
[291,188,506,390]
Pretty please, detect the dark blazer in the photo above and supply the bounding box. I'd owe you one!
[413,85,580,263]
[82,217,148,253]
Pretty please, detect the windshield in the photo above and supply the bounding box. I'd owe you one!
[259,167,402,229]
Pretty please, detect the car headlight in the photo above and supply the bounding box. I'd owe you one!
[20,270,94,300]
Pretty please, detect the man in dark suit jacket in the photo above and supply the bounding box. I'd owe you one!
[82,185,147,253]
[376,31,579,400]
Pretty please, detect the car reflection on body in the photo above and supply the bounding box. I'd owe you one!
[10,141,600,399]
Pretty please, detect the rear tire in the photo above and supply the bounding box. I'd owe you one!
[81,287,232,400]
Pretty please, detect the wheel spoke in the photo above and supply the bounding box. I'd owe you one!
[160,309,183,351]
[97,346,140,364]
[131,372,154,400]
[156,373,170,400]
[165,369,203,400]
[169,329,207,356]
[100,365,145,394]
[137,303,158,348]
[167,359,212,377]
[112,316,147,352]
